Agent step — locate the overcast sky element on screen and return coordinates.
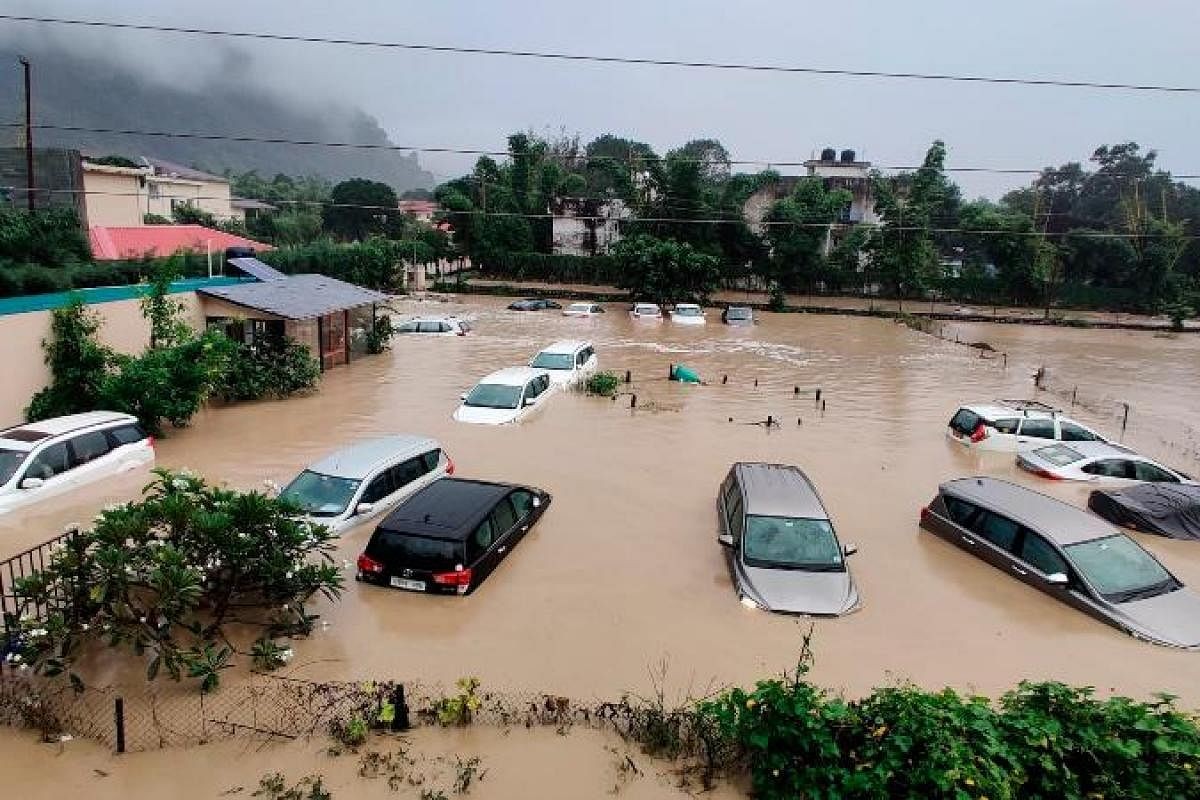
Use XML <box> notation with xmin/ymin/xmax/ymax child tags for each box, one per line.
<box><xmin>4</xmin><ymin>0</ymin><xmax>1199</xmax><ymax>198</ymax></box>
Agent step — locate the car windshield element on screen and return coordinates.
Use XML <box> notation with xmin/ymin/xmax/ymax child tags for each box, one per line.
<box><xmin>280</xmin><ymin>470</ymin><xmax>361</xmax><ymax>517</ymax></box>
<box><xmin>675</xmin><ymin>306</ymin><xmax>701</xmax><ymax>317</ymax></box>
<box><xmin>1035</xmin><ymin>444</ymin><xmax>1084</xmax><ymax>467</ymax></box>
<box><xmin>0</xmin><ymin>448</ymin><xmax>27</xmax><ymax>485</ymax></box>
<box><xmin>742</xmin><ymin>515</ymin><xmax>843</xmax><ymax>570</ymax></box>
<box><xmin>464</xmin><ymin>383</ymin><xmax>522</xmax><ymax>410</ymax></box>
<box><xmin>1065</xmin><ymin>535</ymin><xmax>1178</xmax><ymax>602</ymax></box>
<box><xmin>531</xmin><ymin>352</ymin><xmax>575</xmax><ymax>370</ymax></box>
<box><xmin>726</xmin><ymin>308</ymin><xmax>751</xmax><ymax>320</ymax></box>
<box><xmin>634</xmin><ymin>305</ymin><xmax>658</xmax><ymax>314</ymax></box>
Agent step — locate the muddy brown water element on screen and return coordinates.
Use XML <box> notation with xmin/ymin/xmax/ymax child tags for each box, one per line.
<box><xmin>3</xmin><ymin>296</ymin><xmax>1200</xmax><ymax>793</ymax></box>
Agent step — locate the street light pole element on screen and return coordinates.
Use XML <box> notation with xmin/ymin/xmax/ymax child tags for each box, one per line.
<box><xmin>19</xmin><ymin>56</ymin><xmax>34</xmax><ymax>211</ymax></box>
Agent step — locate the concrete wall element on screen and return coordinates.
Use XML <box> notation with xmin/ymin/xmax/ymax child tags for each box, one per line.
<box><xmin>82</xmin><ymin>170</ymin><xmax>145</xmax><ymax>227</ymax></box>
<box><xmin>0</xmin><ymin>294</ymin><xmax>205</xmax><ymax>429</ymax></box>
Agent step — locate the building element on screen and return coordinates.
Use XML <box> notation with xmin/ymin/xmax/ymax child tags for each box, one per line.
<box><xmin>77</xmin><ymin>161</ymin><xmax>147</xmax><ymax>227</ymax></box>
<box><xmin>140</xmin><ymin>158</ymin><xmax>236</xmax><ymax>222</ymax></box>
<box><xmin>397</xmin><ymin>199</ymin><xmax>439</xmax><ymax>222</ymax></box>
<box><xmin>230</xmin><ymin>198</ymin><xmax>277</xmax><ymax>223</ymax></box>
<box><xmin>551</xmin><ymin>198</ymin><xmax>631</xmax><ymax>257</ymax></box>
<box><xmin>87</xmin><ymin>224</ymin><xmax>271</xmax><ymax>261</ymax></box>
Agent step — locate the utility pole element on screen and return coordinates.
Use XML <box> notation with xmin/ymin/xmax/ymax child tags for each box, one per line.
<box><xmin>19</xmin><ymin>56</ymin><xmax>34</xmax><ymax>211</ymax></box>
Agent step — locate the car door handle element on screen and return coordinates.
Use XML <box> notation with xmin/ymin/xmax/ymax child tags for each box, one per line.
<box><xmin>498</xmin><ymin>546</ymin><xmax>507</xmax><ymax>554</ymax></box>
<box><xmin>1011</xmin><ymin>564</ymin><xmax>1027</xmax><ymax>576</ymax></box>
<box><xmin>961</xmin><ymin>536</ymin><xmax>976</xmax><ymax>546</ymax></box>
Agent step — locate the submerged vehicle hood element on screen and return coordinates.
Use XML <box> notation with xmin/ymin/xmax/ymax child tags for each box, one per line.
<box><xmin>739</xmin><ymin>564</ymin><xmax>859</xmax><ymax>616</ymax></box>
<box><xmin>453</xmin><ymin>405</ymin><xmax>521</xmax><ymax>425</ymax></box>
<box><xmin>1109</xmin><ymin>588</ymin><xmax>1200</xmax><ymax>648</ymax></box>
<box><xmin>545</xmin><ymin>370</ymin><xmax>577</xmax><ymax>386</ymax></box>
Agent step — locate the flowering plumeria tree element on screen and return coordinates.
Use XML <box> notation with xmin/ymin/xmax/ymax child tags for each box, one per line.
<box><xmin>4</xmin><ymin>469</ymin><xmax>342</xmax><ymax>692</ymax></box>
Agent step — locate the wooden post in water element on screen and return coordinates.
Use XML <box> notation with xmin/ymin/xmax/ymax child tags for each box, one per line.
<box><xmin>114</xmin><ymin>697</ymin><xmax>126</xmax><ymax>754</ymax></box>
<box><xmin>1121</xmin><ymin>403</ymin><xmax>1130</xmax><ymax>438</ymax></box>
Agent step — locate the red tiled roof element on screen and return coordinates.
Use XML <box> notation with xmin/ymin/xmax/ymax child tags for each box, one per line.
<box><xmin>398</xmin><ymin>200</ymin><xmax>439</xmax><ymax>214</ymax></box>
<box><xmin>88</xmin><ymin>225</ymin><xmax>273</xmax><ymax>261</ymax></box>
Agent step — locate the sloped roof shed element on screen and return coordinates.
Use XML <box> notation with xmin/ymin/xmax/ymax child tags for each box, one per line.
<box><xmin>197</xmin><ymin>274</ymin><xmax>388</xmax><ymax>320</ymax></box>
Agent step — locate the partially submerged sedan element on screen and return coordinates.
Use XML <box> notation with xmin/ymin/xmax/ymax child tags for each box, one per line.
<box><xmin>717</xmin><ymin>462</ymin><xmax>860</xmax><ymax>616</ymax></box>
<box><xmin>921</xmin><ymin>477</ymin><xmax>1200</xmax><ymax>648</ymax></box>
<box><xmin>453</xmin><ymin>367</ymin><xmax>554</xmax><ymax>425</ymax></box>
<box><xmin>1018</xmin><ymin>441</ymin><xmax>1192</xmax><ymax>485</ymax></box>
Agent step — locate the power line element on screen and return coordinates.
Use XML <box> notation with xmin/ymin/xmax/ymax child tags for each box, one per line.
<box><xmin>2</xmin><ymin>14</ymin><xmax>1197</xmax><ymax>94</ymax></box>
<box><xmin>7</xmin><ymin>122</ymin><xmax>1200</xmax><ymax>181</ymax></box>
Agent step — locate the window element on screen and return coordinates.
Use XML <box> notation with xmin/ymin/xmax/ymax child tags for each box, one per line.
<box><xmin>367</xmin><ymin>531</ymin><xmax>462</xmax><ymax>572</ymax></box>
<box><xmin>531</xmin><ymin>352</ymin><xmax>574</xmax><ymax>370</ymax></box>
<box><xmin>1060</xmin><ymin>422</ymin><xmax>1100</xmax><ymax>442</ymax></box>
<box><xmin>972</xmin><ymin>510</ymin><xmax>1020</xmax><ymax>550</ymax></box>
<box><xmin>993</xmin><ymin>418</ymin><xmax>1020</xmax><ymax>435</ymax></box>
<box><xmin>464</xmin><ymin>384</ymin><xmax>522</xmax><ymax>409</ymax></box>
<box><xmin>396</xmin><ymin>322</ymin><xmax>419</xmax><ymax>333</ymax></box>
<box><xmin>25</xmin><ymin>443</ymin><xmax>70</xmax><ymax>481</ymax></box>
<box><xmin>510</xmin><ymin>490</ymin><xmax>534</xmax><ymax>518</ymax></box>
<box><xmin>491</xmin><ymin>498</ymin><xmax>518</xmax><ymax>535</ymax></box>
<box><xmin>742</xmin><ymin>516</ymin><xmax>842</xmax><ymax>570</ymax></box>
<box><xmin>1065</xmin><ymin>535</ymin><xmax>1176</xmax><ymax>602</ymax></box>
<box><xmin>69</xmin><ymin>431</ymin><xmax>111</xmax><ymax>467</ymax></box>
<box><xmin>0</xmin><ymin>449</ymin><xmax>28</xmax><ymax>485</ymax></box>
<box><xmin>1134</xmin><ymin>461</ymin><xmax>1179</xmax><ymax>483</ymax></box>
<box><xmin>1018</xmin><ymin>418</ymin><xmax>1056</xmax><ymax>439</ymax></box>
<box><xmin>439</xmin><ymin>322</ymin><xmax>452</xmax><ymax>333</ymax></box>
<box><xmin>389</xmin><ymin>457</ymin><xmax>427</xmax><ymax>491</ymax></box>
<box><xmin>360</xmin><ymin>472</ymin><xmax>395</xmax><ymax>504</ymax></box>
<box><xmin>727</xmin><ymin>490</ymin><xmax>744</xmax><ymax>538</ymax></box>
<box><xmin>949</xmin><ymin>409</ymin><xmax>980</xmax><ymax>436</ymax></box>
<box><xmin>421</xmin><ymin>449</ymin><xmax>441</xmax><ymax>472</ymax></box>
<box><xmin>472</xmin><ymin>518</ymin><xmax>495</xmax><ymax>556</ymax></box>
<box><xmin>280</xmin><ymin>471</ymin><xmax>361</xmax><ymax>516</ymax></box>
<box><xmin>108</xmin><ymin>424</ymin><xmax>147</xmax><ymax>446</ymax></box>
<box><xmin>943</xmin><ymin>495</ymin><xmax>980</xmax><ymax>527</ymax></box>
<box><xmin>1019</xmin><ymin>532</ymin><xmax>1068</xmax><ymax>575</ymax></box>
<box><xmin>418</xmin><ymin>321</ymin><xmax>443</xmax><ymax>333</ymax></box>
<box><xmin>458</xmin><ymin>321</ymin><xmax>472</xmax><ymax>332</ymax></box>
<box><xmin>1083</xmin><ymin>460</ymin><xmax>1134</xmax><ymax>479</ymax></box>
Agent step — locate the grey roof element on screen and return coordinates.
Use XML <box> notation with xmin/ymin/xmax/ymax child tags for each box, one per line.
<box><xmin>307</xmin><ymin>435</ymin><xmax>439</xmax><ymax>480</ymax></box>
<box><xmin>144</xmin><ymin>157</ymin><xmax>225</xmax><ymax>183</ymax></box>
<box><xmin>198</xmin><ymin>274</ymin><xmax>388</xmax><ymax>320</ymax></box>
<box><xmin>734</xmin><ymin>463</ymin><xmax>829</xmax><ymax>519</ymax></box>
<box><xmin>941</xmin><ymin>477</ymin><xmax>1117</xmax><ymax>545</ymax></box>
<box><xmin>228</xmin><ymin>257</ymin><xmax>287</xmax><ymax>282</ymax></box>
<box><xmin>231</xmin><ymin>198</ymin><xmax>277</xmax><ymax>211</ymax></box>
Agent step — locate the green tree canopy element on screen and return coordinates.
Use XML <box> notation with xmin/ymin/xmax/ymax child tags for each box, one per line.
<box><xmin>323</xmin><ymin>178</ymin><xmax>400</xmax><ymax>241</ymax></box>
<box><xmin>612</xmin><ymin>234</ymin><xmax>721</xmax><ymax>305</ymax></box>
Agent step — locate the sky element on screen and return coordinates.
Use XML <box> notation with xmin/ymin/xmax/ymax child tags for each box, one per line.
<box><xmin>2</xmin><ymin>0</ymin><xmax>1199</xmax><ymax>198</ymax></box>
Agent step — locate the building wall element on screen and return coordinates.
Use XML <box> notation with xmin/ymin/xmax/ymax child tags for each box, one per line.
<box><xmin>0</xmin><ymin>147</ymin><xmax>87</xmax><ymax>220</ymax></box>
<box><xmin>82</xmin><ymin>170</ymin><xmax>144</xmax><ymax>227</ymax></box>
<box><xmin>0</xmin><ymin>294</ymin><xmax>206</xmax><ymax>428</ymax></box>
<box><xmin>146</xmin><ymin>178</ymin><xmax>234</xmax><ymax>221</ymax></box>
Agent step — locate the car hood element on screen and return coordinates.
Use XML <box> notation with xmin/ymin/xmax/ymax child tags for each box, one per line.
<box><xmin>453</xmin><ymin>405</ymin><xmax>520</xmax><ymax>425</ymax></box>
<box><xmin>740</xmin><ymin>564</ymin><xmax>859</xmax><ymax>616</ymax></box>
<box><xmin>671</xmin><ymin>316</ymin><xmax>705</xmax><ymax>325</ymax></box>
<box><xmin>545</xmin><ymin>371</ymin><xmax>576</xmax><ymax>386</ymax></box>
<box><xmin>1109</xmin><ymin>588</ymin><xmax>1200</xmax><ymax>648</ymax></box>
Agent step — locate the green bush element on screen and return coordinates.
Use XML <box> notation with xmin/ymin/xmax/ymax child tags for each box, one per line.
<box><xmin>584</xmin><ymin>371</ymin><xmax>621</xmax><ymax>397</ymax></box>
<box><xmin>25</xmin><ymin>296</ymin><xmax>112</xmax><ymax>422</ymax></box>
<box><xmin>217</xmin><ymin>337</ymin><xmax>321</xmax><ymax>403</ymax></box>
<box><xmin>364</xmin><ymin>314</ymin><xmax>394</xmax><ymax>355</ymax></box>
<box><xmin>482</xmin><ymin>251</ymin><xmax>620</xmax><ymax>285</ymax></box>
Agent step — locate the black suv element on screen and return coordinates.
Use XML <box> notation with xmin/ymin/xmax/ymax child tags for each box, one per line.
<box><xmin>357</xmin><ymin>478</ymin><xmax>551</xmax><ymax>595</ymax></box>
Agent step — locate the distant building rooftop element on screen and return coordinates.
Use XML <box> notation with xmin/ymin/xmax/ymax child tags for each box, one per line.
<box><xmin>231</xmin><ymin>198</ymin><xmax>277</xmax><ymax>211</ymax></box>
<box><xmin>143</xmin><ymin>157</ymin><xmax>226</xmax><ymax>183</ymax></box>
<box><xmin>88</xmin><ymin>225</ymin><xmax>272</xmax><ymax>260</ymax></box>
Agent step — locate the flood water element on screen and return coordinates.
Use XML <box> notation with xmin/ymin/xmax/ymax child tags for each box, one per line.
<box><xmin>3</xmin><ymin>296</ymin><xmax>1200</xmax><ymax>794</ymax></box>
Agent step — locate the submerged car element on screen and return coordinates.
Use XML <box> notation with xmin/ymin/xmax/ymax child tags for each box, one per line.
<box><xmin>722</xmin><ymin>306</ymin><xmax>755</xmax><ymax>326</ymax></box>
<box><xmin>453</xmin><ymin>367</ymin><xmax>554</xmax><ymax>425</ymax></box>
<box><xmin>670</xmin><ymin>303</ymin><xmax>706</xmax><ymax>325</ymax></box>
<box><xmin>946</xmin><ymin>401</ymin><xmax>1107</xmax><ymax>453</ymax></box>
<box><xmin>1018</xmin><ymin>441</ymin><xmax>1192</xmax><ymax>485</ymax></box>
<box><xmin>717</xmin><ymin>462</ymin><xmax>860</xmax><ymax>616</ymax></box>
<box><xmin>921</xmin><ymin>477</ymin><xmax>1200</xmax><ymax>648</ymax></box>
<box><xmin>395</xmin><ymin>317</ymin><xmax>472</xmax><ymax>336</ymax></box>
<box><xmin>356</xmin><ymin>478</ymin><xmax>551</xmax><ymax>595</ymax></box>
<box><xmin>0</xmin><ymin>412</ymin><xmax>154</xmax><ymax>515</ymax></box>
<box><xmin>630</xmin><ymin>303</ymin><xmax>662</xmax><ymax>320</ymax></box>
<box><xmin>1088</xmin><ymin>484</ymin><xmax>1200</xmax><ymax>540</ymax></box>
<box><xmin>562</xmin><ymin>302</ymin><xmax>605</xmax><ymax>317</ymax></box>
<box><xmin>279</xmin><ymin>436</ymin><xmax>452</xmax><ymax>534</ymax></box>
<box><xmin>529</xmin><ymin>340</ymin><xmax>598</xmax><ymax>387</ymax></box>
<box><xmin>508</xmin><ymin>298</ymin><xmax>561</xmax><ymax>311</ymax></box>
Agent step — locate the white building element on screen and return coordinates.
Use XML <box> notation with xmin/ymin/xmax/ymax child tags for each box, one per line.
<box><xmin>551</xmin><ymin>198</ymin><xmax>631</xmax><ymax>257</ymax></box>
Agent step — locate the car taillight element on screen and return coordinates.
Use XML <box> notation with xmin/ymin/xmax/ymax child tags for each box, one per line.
<box><xmin>433</xmin><ymin>567</ymin><xmax>472</xmax><ymax>593</ymax></box>
<box><xmin>920</xmin><ymin>506</ymin><xmax>932</xmax><ymax>524</ymax></box>
<box><xmin>356</xmin><ymin>553</ymin><xmax>384</xmax><ymax>574</ymax></box>
<box><xmin>456</xmin><ymin>330</ymin><xmax>466</xmax><ymax>336</ymax></box>
<box><xmin>147</xmin><ymin>436</ymin><xmax>156</xmax><ymax>450</ymax></box>
<box><xmin>969</xmin><ymin>423</ymin><xmax>988</xmax><ymax>443</ymax></box>
<box><xmin>445</xmin><ymin>453</ymin><xmax>455</xmax><ymax>476</ymax></box>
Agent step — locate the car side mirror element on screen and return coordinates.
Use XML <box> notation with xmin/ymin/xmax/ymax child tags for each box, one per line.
<box><xmin>524</xmin><ymin>397</ymin><xmax>535</xmax><ymax>406</ymax></box>
<box><xmin>20</xmin><ymin>477</ymin><xmax>44</xmax><ymax>490</ymax></box>
<box><xmin>355</xmin><ymin>502</ymin><xmax>375</xmax><ymax>516</ymax></box>
<box><xmin>1045</xmin><ymin>572</ymin><xmax>1069</xmax><ymax>586</ymax></box>
<box><xmin>717</xmin><ymin>533</ymin><xmax>734</xmax><ymax>548</ymax></box>
<box><xmin>460</xmin><ymin>392</ymin><xmax>468</xmax><ymax>401</ymax></box>
<box><xmin>842</xmin><ymin>543</ymin><xmax>858</xmax><ymax>557</ymax></box>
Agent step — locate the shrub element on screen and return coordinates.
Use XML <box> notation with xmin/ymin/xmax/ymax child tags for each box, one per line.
<box><xmin>364</xmin><ymin>315</ymin><xmax>394</xmax><ymax>355</ymax></box>
<box><xmin>429</xmin><ymin>677</ymin><xmax>483</xmax><ymax>726</ymax></box>
<box><xmin>25</xmin><ymin>296</ymin><xmax>112</xmax><ymax>422</ymax></box>
<box><xmin>217</xmin><ymin>337</ymin><xmax>321</xmax><ymax>403</ymax></box>
<box><xmin>584</xmin><ymin>371</ymin><xmax>621</xmax><ymax>397</ymax></box>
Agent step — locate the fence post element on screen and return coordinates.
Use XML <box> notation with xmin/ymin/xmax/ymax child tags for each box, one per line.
<box><xmin>114</xmin><ymin>697</ymin><xmax>126</xmax><ymax>754</ymax></box>
<box><xmin>1121</xmin><ymin>403</ymin><xmax>1130</xmax><ymax>438</ymax></box>
<box><xmin>391</xmin><ymin>684</ymin><xmax>410</xmax><ymax>732</ymax></box>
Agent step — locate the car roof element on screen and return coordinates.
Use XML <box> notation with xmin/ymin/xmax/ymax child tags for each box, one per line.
<box><xmin>375</xmin><ymin>478</ymin><xmax>519</xmax><ymax>540</ymax></box>
<box><xmin>675</xmin><ymin>303</ymin><xmax>701</xmax><ymax>309</ymax></box>
<box><xmin>1035</xmin><ymin>440</ymin><xmax>1136</xmax><ymax>459</ymax></box>
<box><xmin>478</xmin><ymin>366</ymin><xmax>548</xmax><ymax>385</ymax></box>
<box><xmin>733</xmin><ymin>463</ymin><xmax>828</xmax><ymax>519</ymax></box>
<box><xmin>538</xmin><ymin>339</ymin><xmax>590</xmax><ymax>355</ymax></box>
<box><xmin>0</xmin><ymin>411</ymin><xmax>138</xmax><ymax>450</ymax></box>
<box><xmin>962</xmin><ymin>403</ymin><xmax>1046</xmax><ymax>420</ymax></box>
<box><xmin>307</xmin><ymin>435</ymin><xmax>439</xmax><ymax>480</ymax></box>
<box><xmin>634</xmin><ymin>302</ymin><xmax>660</xmax><ymax>309</ymax></box>
<box><xmin>407</xmin><ymin>316</ymin><xmax>458</xmax><ymax>323</ymax></box>
<box><xmin>567</xmin><ymin>301</ymin><xmax>593</xmax><ymax>307</ymax></box>
<box><xmin>940</xmin><ymin>477</ymin><xmax>1116</xmax><ymax>545</ymax></box>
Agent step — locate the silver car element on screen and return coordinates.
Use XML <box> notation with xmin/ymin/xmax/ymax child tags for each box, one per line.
<box><xmin>921</xmin><ymin>477</ymin><xmax>1200</xmax><ymax>648</ymax></box>
<box><xmin>717</xmin><ymin>463</ymin><xmax>860</xmax><ymax>615</ymax></box>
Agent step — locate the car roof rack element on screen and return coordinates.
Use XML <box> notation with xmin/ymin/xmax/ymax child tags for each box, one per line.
<box><xmin>995</xmin><ymin>398</ymin><xmax>1062</xmax><ymax>415</ymax></box>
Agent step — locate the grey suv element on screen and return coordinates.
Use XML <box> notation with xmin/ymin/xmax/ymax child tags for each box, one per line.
<box><xmin>717</xmin><ymin>463</ymin><xmax>860</xmax><ymax>615</ymax></box>
<box><xmin>921</xmin><ymin>477</ymin><xmax>1200</xmax><ymax>648</ymax></box>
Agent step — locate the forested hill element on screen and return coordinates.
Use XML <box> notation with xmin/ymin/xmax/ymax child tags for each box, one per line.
<box><xmin>2</xmin><ymin>44</ymin><xmax>434</xmax><ymax>191</ymax></box>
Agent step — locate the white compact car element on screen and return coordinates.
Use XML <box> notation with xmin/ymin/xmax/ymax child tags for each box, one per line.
<box><xmin>395</xmin><ymin>317</ymin><xmax>472</xmax><ymax>336</ymax></box>
<box><xmin>529</xmin><ymin>340</ymin><xmax>598</xmax><ymax>387</ymax></box>
<box><xmin>562</xmin><ymin>303</ymin><xmax>605</xmax><ymax>317</ymax></box>
<box><xmin>630</xmin><ymin>303</ymin><xmax>662</xmax><ymax>320</ymax></box>
<box><xmin>454</xmin><ymin>367</ymin><xmax>555</xmax><ymax>425</ymax></box>
<box><xmin>670</xmin><ymin>303</ymin><xmax>706</xmax><ymax>325</ymax></box>
<box><xmin>279</xmin><ymin>435</ymin><xmax>452</xmax><ymax>534</ymax></box>
<box><xmin>0</xmin><ymin>411</ymin><xmax>155</xmax><ymax>515</ymax></box>
<box><xmin>946</xmin><ymin>401</ymin><xmax>1108</xmax><ymax>453</ymax></box>
<box><xmin>1018</xmin><ymin>441</ymin><xmax>1193</xmax><ymax>486</ymax></box>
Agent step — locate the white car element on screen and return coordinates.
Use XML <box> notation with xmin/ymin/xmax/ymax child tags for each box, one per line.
<box><xmin>946</xmin><ymin>401</ymin><xmax>1108</xmax><ymax>453</ymax></box>
<box><xmin>529</xmin><ymin>340</ymin><xmax>598</xmax><ymax>387</ymax></box>
<box><xmin>279</xmin><ymin>435</ymin><xmax>452</xmax><ymax>534</ymax></box>
<box><xmin>0</xmin><ymin>411</ymin><xmax>155</xmax><ymax>515</ymax></box>
<box><xmin>1018</xmin><ymin>441</ymin><xmax>1194</xmax><ymax>486</ymax></box>
<box><xmin>562</xmin><ymin>302</ymin><xmax>605</xmax><ymax>317</ymax></box>
<box><xmin>670</xmin><ymin>303</ymin><xmax>706</xmax><ymax>325</ymax></box>
<box><xmin>630</xmin><ymin>303</ymin><xmax>662</xmax><ymax>320</ymax></box>
<box><xmin>395</xmin><ymin>317</ymin><xmax>472</xmax><ymax>336</ymax></box>
<box><xmin>454</xmin><ymin>367</ymin><xmax>555</xmax><ymax>425</ymax></box>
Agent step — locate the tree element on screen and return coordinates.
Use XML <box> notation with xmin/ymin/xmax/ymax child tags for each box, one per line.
<box><xmin>0</xmin><ymin>207</ymin><xmax>91</xmax><ymax>265</ymax></box>
<box><xmin>762</xmin><ymin>178</ymin><xmax>853</xmax><ymax>292</ymax></box>
<box><xmin>958</xmin><ymin>200</ymin><xmax>1038</xmax><ymax>303</ymax></box>
<box><xmin>612</xmin><ymin>234</ymin><xmax>721</xmax><ymax>305</ymax></box>
<box><xmin>171</xmin><ymin>202</ymin><xmax>217</xmax><ymax>228</ymax></box>
<box><xmin>323</xmin><ymin>179</ymin><xmax>400</xmax><ymax>241</ymax></box>
<box><xmin>25</xmin><ymin>296</ymin><xmax>111</xmax><ymax>422</ymax></box>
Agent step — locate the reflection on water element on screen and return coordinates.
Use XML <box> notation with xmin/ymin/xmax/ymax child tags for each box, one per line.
<box><xmin>4</xmin><ymin>296</ymin><xmax>1199</xmax><ymax>711</ymax></box>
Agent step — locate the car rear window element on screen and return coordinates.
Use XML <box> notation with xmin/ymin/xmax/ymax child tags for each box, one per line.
<box><xmin>726</xmin><ymin>307</ymin><xmax>752</xmax><ymax>320</ymax></box>
<box><xmin>1035</xmin><ymin>444</ymin><xmax>1084</xmax><ymax>467</ymax></box>
<box><xmin>1060</xmin><ymin>422</ymin><xmax>1101</xmax><ymax>442</ymax></box>
<box><xmin>366</xmin><ymin>531</ymin><xmax>463</xmax><ymax>571</ymax></box>
<box><xmin>109</xmin><ymin>424</ymin><xmax>148</xmax><ymax>445</ymax></box>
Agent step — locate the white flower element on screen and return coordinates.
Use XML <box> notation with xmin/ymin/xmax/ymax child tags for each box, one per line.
<box><xmin>171</xmin><ymin>479</ymin><xmax>189</xmax><ymax>490</ymax></box>
<box><xmin>341</xmin><ymin>560</ymin><xmax>351</xmax><ymax>571</ymax></box>
<box><xmin>18</xmin><ymin>664</ymin><xmax>27</xmax><ymax>671</ymax></box>
<box><xmin>280</xmin><ymin>648</ymin><xmax>294</xmax><ymax>663</ymax></box>
<box><xmin>238</xmin><ymin>533</ymin><xmax>248</xmax><ymax>540</ymax></box>
<box><xmin>80</xmin><ymin>624</ymin><xmax>89</xmax><ymax>632</ymax></box>
<box><xmin>11</xmin><ymin>653</ymin><xmax>21</xmax><ymax>663</ymax></box>
<box><xmin>285</xmin><ymin>571</ymin><xmax>293</xmax><ymax>579</ymax></box>
<box><xmin>179</xmin><ymin>468</ymin><xmax>194</xmax><ymax>478</ymax></box>
<box><xmin>124</xmin><ymin>538</ymin><xmax>136</xmax><ymax>548</ymax></box>
<box><xmin>138</xmin><ymin>616</ymin><xmax>147</xmax><ymax>624</ymax></box>
<box><xmin>280</xmin><ymin>604</ymin><xmax>289</xmax><ymax>612</ymax></box>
